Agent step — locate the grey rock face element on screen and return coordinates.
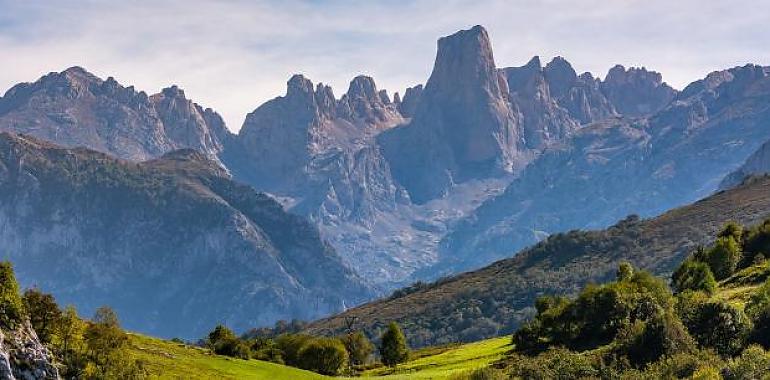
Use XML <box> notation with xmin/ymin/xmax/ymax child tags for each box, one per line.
<box><xmin>0</xmin><ymin>133</ymin><xmax>372</xmax><ymax>339</ymax></box>
<box><xmin>396</xmin><ymin>85</ymin><xmax>423</xmax><ymax>118</ymax></box>
<box><xmin>380</xmin><ymin>25</ymin><xmax>525</xmax><ymax>204</ymax></box>
<box><xmin>0</xmin><ymin>67</ymin><xmax>230</xmax><ymax>161</ymax></box>
<box><xmin>230</xmin><ymin>74</ymin><xmax>405</xmax><ymax>224</ymax></box>
<box><xmin>440</xmin><ymin>64</ymin><xmax>770</xmax><ymax>274</ymax></box>
<box><xmin>543</xmin><ymin>57</ymin><xmax>617</xmax><ymax>124</ymax></box>
<box><xmin>0</xmin><ymin>321</ymin><xmax>59</xmax><ymax>380</ymax></box>
<box><xmin>721</xmin><ymin>139</ymin><xmax>770</xmax><ymax>189</ymax></box>
<box><xmin>502</xmin><ymin>56</ymin><xmax>579</xmax><ymax>149</ymax></box>
<box><xmin>601</xmin><ymin>65</ymin><xmax>676</xmax><ymax>117</ymax></box>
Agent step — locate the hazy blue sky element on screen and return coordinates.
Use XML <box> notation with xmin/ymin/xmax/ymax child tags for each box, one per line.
<box><xmin>1</xmin><ymin>0</ymin><xmax>768</xmax><ymax>131</ymax></box>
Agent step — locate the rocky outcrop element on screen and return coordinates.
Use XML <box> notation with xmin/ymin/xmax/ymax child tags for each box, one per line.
<box><xmin>440</xmin><ymin>64</ymin><xmax>770</xmax><ymax>274</ymax></box>
<box><xmin>395</xmin><ymin>85</ymin><xmax>423</xmax><ymax>118</ymax></box>
<box><xmin>0</xmin><ymin>321</ymin><xmax>59</xmax><ymax>380</ymax></box>
<box><xmin>0</xmin><ymin>67</ymin><xmax>230</xmax><ymax>161</ymax></box>
<box><xmin>601</xmin><ymin>65</ymin><xmax>676</xmax><ymax>117</ymax></box>
<box><xmin>542</xmin><ymin>57</ymin><xmax>617</xmax><ymax>124</ymax></box>
<box><xmin>0</xmin><ymin>133</ymin><xmax>373</xmax><ymax>339</ymax></box>
<box><xmin>502</xmin><ymin>56</ymin><xmax>579</xmax><ymax>149</ymax></box>
<box><xmin>380</xmin><ymin>25</ymin><xmax>525</xmax><ymax>203</ymax></box>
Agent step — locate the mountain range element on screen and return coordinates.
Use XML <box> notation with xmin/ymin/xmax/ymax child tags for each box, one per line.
<box><xmin>0</xmin><ymin>25</ymin><xmax>769</xmax><ymax>338</ymax></box>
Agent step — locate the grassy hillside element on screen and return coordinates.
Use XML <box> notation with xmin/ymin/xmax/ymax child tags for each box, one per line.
<box><xmin>127</xmin><ymin>334</ymin><xmax>328</xmax><ymax>380</ymax></box>
<box><xmin>359</xmin><ymin>336</ymin><xmax>509</xmax><ymax>380</ymax></box>
<box><xmin>307</xmin><ymin>176</ymin><xmax>770</xmax><ymax>347</ymax></box>
<box><xmin>127</xmin><ymin>333</ymin><xmax>510</xmax><ymax>379</ymax></box>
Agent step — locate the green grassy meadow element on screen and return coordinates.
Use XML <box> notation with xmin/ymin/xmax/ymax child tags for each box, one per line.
<box><xmin>128</xmin><ymin>334</ymin><xmax>510</xmax><ymax>380</ymax></box>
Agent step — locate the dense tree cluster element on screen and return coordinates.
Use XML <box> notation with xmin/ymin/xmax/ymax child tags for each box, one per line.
<box><xmin>0</xmin><ymin>261</ymin><xmax>147</xmax><ymax>379</ymax></box>
<box><xmin>503</xmin><ymin>219</ymin><xmax>770</xmax><ymax>378</ymax></box>
<box><xmin>203</xmin><ymin>320</ymin><xmax>402</xmax><ymax>376</ymax></box>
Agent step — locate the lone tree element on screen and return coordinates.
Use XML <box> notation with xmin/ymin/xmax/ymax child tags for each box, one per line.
<box><xmin>23</xmin><ymin>288</ymin><xmax>62</xmax><ymax>344</ymax></box>
<box><xmin>341</xmin><ymin>331</ymin><xmax>374</xmax><ymax>366</ymax></box>
<box><xmin>380</xmin><ymin>322</ymin><xmax>409</xmax><ymax>366</ymax></box>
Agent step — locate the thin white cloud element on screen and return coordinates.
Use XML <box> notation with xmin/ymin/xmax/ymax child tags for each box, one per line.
<box><xmin>1</xmin><ymin>0</ymin><xmax>768</xmax><ymax>131</ymax></box>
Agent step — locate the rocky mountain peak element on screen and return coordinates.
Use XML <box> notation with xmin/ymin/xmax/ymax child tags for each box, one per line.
<box><xmin>287</xmin><ymin>74</ymin><xmax>315</xmax><ymax>97</ymax></box>
<box><xmin>543</xmin><ymin>56</ymin><xmax>578</xmax><ymax>98</ymax></box>
<box><xmin>397</xmin><ymin>84</ymin><xmax>423</xmax><ymax>117</ymax></box>
<box><xmin>379</xmin><ymin>25</ymin><xmax>523</xmax><ymax>203</ymax></box>
<box><xmin>505</xmin><ymin>56</ymin><xmax>545</xmax><ymax>92</ymax></box>
<box><xmin>601</xmin><ymin>65</ymin><xmax>676</xmax><ymax>116</ymax></box>
<box><xmin>160</xmin><ymin>84</ymin><xmax>187</xmax><ymax>99</ymax></box>
<box><xmin>346</xmin><ymin>75</ymin><xmax>379</xmax><ymax>101</ymax></box>
<box><xmin>429</xmin><ymin>25</ymin><xmax>503</xmax><ymax>97</ymax></box>
<box><xmin>336</xmin><ymin>75</ymin><xmax>401</xmax><ymax>126</ymax></box>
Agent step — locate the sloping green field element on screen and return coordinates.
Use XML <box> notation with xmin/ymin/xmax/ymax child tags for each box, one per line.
<box><xmin>128</xmin><ymin>334</ymin><xmax>510</xmax><ymax>380</ymax></box>
<box><xmin>358</xmin><ymin>336</ymin><xmax>510</xmax><ymax>380</ymax></box>
<box><xmin>128</xmin><ymin>334</ymin><xmax>327</xmax><ymax>380</ymax></box>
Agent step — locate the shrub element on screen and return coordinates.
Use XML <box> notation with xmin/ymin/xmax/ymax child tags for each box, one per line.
<box><xmin>380</xmin><ymin>322</ymin><xmax>409</xmax><ymax>366</ymax></box>
<box><xmin>743</xmin><ymin>219</ymin><xmax>770</xmax><ymax>266</ymax></box>
<box><xmin>682</xmin><ymin>300</ymin><xmax>751</xmax><ymax>356</ymax></box>
<box><xmin>275</xmin><ymin>334</ymin><xmax>314</xmax><ymax>366</ymax></box>
<box><xmin>723</xmin><ymin>344</ymin><xmax>770</xmax><ymax>380</ymax></box>
<box><xmin>0</xmin><ymin>262</ymin><xmax>25</xmax><ymax>329</ymax></box>
<box><xmin>672</xmin><ymin>260</ymin><xmax>717</xmax><ymax>294</ymax></box>
<box><xmin>508</xmin><ymin>348</ymin><xmax>599</xmax><ymax>379</ymax></box>
<box><xmin>296</xmin><ymin>337</ymin><xmax>348</xmax><ymax>376</ymax></box>
<box><xmin>644</xmin><ymin>350</ymin><xmax>723</xmax><ymax>380</ymax></box>
<box><xmin>614</xmin><ymin>311</ymin><xmax>695</xmax><ymax>367</ymax></box>
<box><xmin>206</xmin><ymin>324</ymin><xmax>250</xmax><ymax>359</ymax></box>
<box><xmin>703</xmin><ymin>237</ymin><xmax>742</xmax><ymax>280</ymax></box>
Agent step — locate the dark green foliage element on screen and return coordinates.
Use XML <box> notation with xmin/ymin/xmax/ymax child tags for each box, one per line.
<box><xmin>206</xmin><ymin>324</ymin><xmax>250</xmax><ymax>359</ymax></box>
<box><xmin>672</xmin><ymin>260</ymin><xmax>717</xmax><ymax>294</ymax></box>
<box><xmin>250</xmin><ymin>337</ymin><xmax>283</xmax><ymax>363</ymax></box>
<box><xmin>341</xmin><ymin>331</ymin><xmax>373</xmax><ymax>366</ymax></box>
<box><xmin>614</xmin><ymin>311</ymin><xmax>695</xmax><ymax>367</ymax></box>
<box><xmin>0</xmin><ymin>262</ymin><xmax>24</xmax><ymax>329</ymax></box>
<box><xmin>243</xmin><ymin>319</ymin><xmax>307</xmax><ymax>339</ymax></box>
<box><xmin>275</xmin><ymin>334</ymin><xmax>314</xmax><ymax>367</ymax></box>
<box><xmin>743</xmin><ymin>219</ymin><xmax>770</xmax><ymax>267</ymax></box>
<box><xmin>207</xmin><ymin>324</ymin><xmax>237</xmax><ymax>346</ymax></box>
<box><xmin>380</xmin><ymin>322</ymin><xmax>409</xmax><ymax>366</ymax></box>
<box><xmin>718</xmin><ymin>221</ymin><xmax>744</xmax><ymax>241</ymax></box>
<box><xmin>22</xmin><ymin>288</ymin><xmax>62</xmax><ymax>344</ymax></box>
<box><xmin>703</xmin><ymin>237</ymin><xmax>742</xmax><ymax>280</ymax></box>
<box><xmin>679</xmin><ymin>300</ymin><xmax>751</xmax><ymax>356</ymax></box>
<box><xmin>514</xmin><ymin>265</ymin><xmax>674</xmax><ymax>353</ymax></box>
<box><xmin>296</xmin><ymin>337</ymin><xmax>348</xmax><ymax>376</ymax></box>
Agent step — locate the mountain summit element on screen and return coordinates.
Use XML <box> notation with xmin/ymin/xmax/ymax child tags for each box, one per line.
<box><xmin>380</xmin><ymin>25</ymin><xmax>524</xmax><ymax>203</ymax></box>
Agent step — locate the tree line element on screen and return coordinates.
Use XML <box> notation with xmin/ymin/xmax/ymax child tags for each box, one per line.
<box><xmin>205</xmin><ymin>320</ymin><xmax>410</xmax><ymax>376</ymax></box>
